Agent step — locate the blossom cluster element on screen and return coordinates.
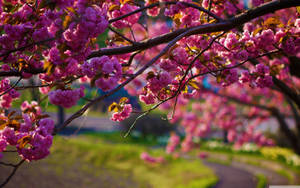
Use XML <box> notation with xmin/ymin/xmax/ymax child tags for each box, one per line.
<box><xmin>48</xmin><ymin>86</ymin><xmax>85</xmax><ymax>108</ymax></box>
<box><xmin>0</xmin><ymin>78</ymin><xmax>20</xmax><ymax>109</ymax></box>
<box><xmin>166</xmin><ymin>133</ymin><xmax>180</xmax><ymax>154</ymax></box>
<box><xmin>82</xmin><ymin>56</ymin><xmax>122</xmax><ymax>91</ymax></box>
<box><xmin>111</xmin><ymin>104</ymin><xmax>132</xmax><ymax>122</ymax></box>
<box><xmin>0</xmin><ymin>0</ymin><xmax>299</xmax><ymax>164</ymax></box>
<box><xmin>0</xmin><ymin>102</ymin><xmax>54</xmax><ymax>161</ymax></box>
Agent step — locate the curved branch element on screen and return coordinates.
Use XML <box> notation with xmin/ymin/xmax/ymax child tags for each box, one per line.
<box><xmin>272</xmin><ymin>77</ymin><xmax>300</xmax><ymax>109</ymax></box>
<box><xmin>54</xmin><ymin>22</ymin><xmax>206</xmax><ymax>134</ymax></box>
<box><xmin>89</xmin><ymin>0</ymin><xmax>300</xmax><ymax>59</ymax></box>
<box><xmin>0</xmin><ymin>77</ymin><xmax>22</xmax><ymax>97</ymax></box>
<box><xmin>271</xmin><ymin>108</ymin><xmax>300</xmax><ymax>155</ymax></box>
<box><xmin>199</xmin><ymin>83</ymin><xmax>300</xmax><ymax>154</ymax></box>
<box><xmin>0</xmin><ymin>159</ymin><xmax>25</xmax><ymax>187</ymax></box>
<box><xmin>0</xmin><ymin>68</ymin><xmax>45</xmax><ymax>77</ymax></box>
<box><xmin>0</xmin><ymin>37</ymin><xmax>56</xmax><ymax>58</ymax></box>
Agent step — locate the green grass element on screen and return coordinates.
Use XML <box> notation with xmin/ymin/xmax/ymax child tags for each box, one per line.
<box><xmin>47</xmin><ymin>136</ymin><xmax>217</xmax><ymax>188</ymax></box>
<box><xmin>256</xmin><ymin>174</ymin><xmax>267</xmax><ymax>188</ymax></box>
<box><xmin>276</xmin><ymin>169</ymin><xmax>294</xmax><ymax>183</ymax></box>
<box><xmin>83</xmin><ymin>131</ymin><xmax>161</xmax><ymax>146</ymax></box>
<box><xmin>205</xmin><ymin>158</ymin><xmax>231</xmax><ymax>166</ymax></box>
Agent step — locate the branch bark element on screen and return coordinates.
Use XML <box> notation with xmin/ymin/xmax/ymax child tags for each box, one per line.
<box><xmin>200</xmin><ymin>85</ymin><xmax>300</xmax><ymax>154</ymax></box>
<box><xmin>271</xmin><ymin>108</ymin><xmax>300</xmax><ymax>155</ymax></box>
<box><xmin>89</xmin><ymin>0</ymin><xmax>300</xmax><ymax>58</ymax></box>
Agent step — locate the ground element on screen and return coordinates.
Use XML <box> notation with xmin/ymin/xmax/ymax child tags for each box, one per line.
<box><xmin>0</xmin><ymin>136</ymin><xmax>217</xmax><ymax>188</ymax></box>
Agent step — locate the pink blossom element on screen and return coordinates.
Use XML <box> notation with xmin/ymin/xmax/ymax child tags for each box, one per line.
<box><xmin>0</xmin><ymin>139</ymin><xmax>7</xmax><ymax>152</ymax></box>
<box><xmin>140</xmin><ymin>152</ymin><xmax>164</xmax><ymax>164</ymax></box>
<box><xmin>48</xmin><ymin>86</ymin><xmax>85</xmax><ymax>108</ymax></box>
<box><xmin>111</xmin><ymin>104</ymin><xmax>132</xmax><ymax>122</ymax></box>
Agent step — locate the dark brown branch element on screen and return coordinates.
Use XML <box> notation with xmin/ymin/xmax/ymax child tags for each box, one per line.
<box><xmin>121</xmin><ymin>51</ymin><xmax>141</xmax><ymax>67</ymax></box>
<box><xmin>248</xmin><ymin>55</ymin><xmax>300</xmax><ymax>110</ymax></box>
<box><xmin>169</xmin><ymin>32</ymin><xmax>225</xmax><ymax>119</ymax></box>
<box><xmin>286</xmin><ymin>97</ymin><xmax>300</xmax><ymax>137</ymax></box>
<box><xmin>89</xmin><ymin>0</ymin><xmax>300</xmax><ymax>59</ymax></box>
<box><xmin>108</xmin><ymin>25</ymin><xmax>136</xmax><ymax>44</ymax></box>
<box><xmin>271</xmin><ymin>108</ymin><xmax>300</xmax><ymax>155</ymax></box>
<box><xmin>53</xmin><ymin>0</ymin><xmax>300</xmax><ymax>134</ymax></box>
<box><xmin>199</xmin><ymin>83</ymin><xmax>300</xmax><ymax>154</ymax></box>
<box><xmin>0</xmin><ymin>38</ymin><xmax>56</xmax><ymax>58</ymax></box>
<box><xmin>0</xmin><ymin>161</ymin><xmax>16</xmax><ymax>167</ymax></box>
<box><xmin>0</xmin><ymin>77</ymin><xmax>22</xmax><ymax>97</ymax></box>
<box><xmin>54</xmin><ymin>21</ymin><xmax>206</xmax><ymax>134</ymax></box>
<box><xmin>0</xmin><ymin>159</ymin><xmax>25</xmax><ymax>187</ymax></box>
<box><xmin>272</xmin><ymin>77</ymin><xmax>300</xmax><ymax>110</ymax></box>
<box><xmin>0</xmin><ymin>68</ymin><xmax>45</xmax><ymax>77</ymax></box>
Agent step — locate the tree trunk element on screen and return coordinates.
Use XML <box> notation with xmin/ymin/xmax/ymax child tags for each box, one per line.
<box><xmin>57</xmin><ymin>106</ymin><xmax>65</xmax><ymax>128</ymax></box>
<box><xmin>223</xmin><ymin>130</ymin><xmax>228</xmax><ymax>143</ymax></box>
<box><xmin>272</xmin><ymin>108</ymin><xmax>300</xmax><ymax>155</ymax></box>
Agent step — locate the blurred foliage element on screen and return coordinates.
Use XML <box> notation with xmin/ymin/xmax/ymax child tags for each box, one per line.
<box><xmin>201</xmin><ymin>140</ymin><xmax>300</xmax><ymax>168</ymax></box>
<box><xmin>261</xmin><ymin>147</ymin><xmax>300</xmax><ymax>167</ymax></box>
<box><xmin>255</xmin><ymin>174</ymin><xmax>267</xmax><ymax>188</ymax></box>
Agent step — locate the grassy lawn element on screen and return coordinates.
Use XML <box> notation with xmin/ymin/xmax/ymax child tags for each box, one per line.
<box><xmin>47</xmin><ymin>136</ymin><xmax>217</xmax><ymax>188</ymax></box>
<box><xmin>0</xmin><ymin>134</ymin><xmax>217</xmax><ymax>188</ymax></box>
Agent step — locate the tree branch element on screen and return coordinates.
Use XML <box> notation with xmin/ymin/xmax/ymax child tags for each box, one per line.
<box><xmin>54</xmin><ymin>21</ymin><xmax>209</xmax><ymax>134</ymax></box>
<box><xmin>89</xmin><ymin>0</ymin><xmax>300</xmax><ymax>58</ymax></box>
<box><xmin>0</xmin><ymin>159</ymin><xmax>25</xmax><ymax>187</ymax></box>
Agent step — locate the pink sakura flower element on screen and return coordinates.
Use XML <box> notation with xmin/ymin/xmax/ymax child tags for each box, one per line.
<box><xmin>160</xmin><ymin>59</ymin><xmax>178</xmax><ymax>72</ymax></box>
<box><xmin>110</xmin><ymin>4</ymin><xmax>141</xmax><ymax>29</ymax></box>
<box><xmin>139</xmin><ymin>92</ymin><xmax>156</xmax><ymax>105</ymax></box>
<box><xmin>140</xmin><ymin>152</ymin><xmax>164</xmax><ymax>164</ymax></box>
<box><xmin>146</xmin><ymin>0</ymin><xmax>160</xmax><ymax>17</ymax></box>
<box><xmin>223</xmin><ymin>69</ymin><xmax>239</xmax><ymax>86</ymax></box>
<box><xmin>224</xmin><ymin>33</ymin><xmax>238</xmax><ymax>49</ymax></box>
<box><xmin>236</xmin><ymin>50</ymin><xmax>249</xmax><ymax>61</ymax></box>
<box><xmin>111</xmin><ymin>104</ymin><xmax>132</xmax><ymax>122</ymax></box>
<box><xmin>1</xmin><ymin>64</ymin><xmax>10</xmax><ymax>72</ymax></box>
<box><xmin>255</xmin><ymin>64</ymin><xmax>270</xmax><ymax>75</ymax></box>
<box><xmin>252</xmin><ymin>0</ymin><xmax>264</xmax><ymax>6</ymax></box>
<box><xmin>82</xmin><ymin>56</ymin><xmax>122</xmax><ymax>91</ymax></box>
<box><xmin>255</xmin><ymin>75</ymin><xmax>273</xmax><ymax>88</ymax></box>
<box><xmin>295</xmin><ymin>19</ymin><xmax>300</xmax><ymax>28</ymax></box>
<box><xmin>48</xmin><ymin>86</ymin><xmax>85</xmax><ymax>108</ymax></box>
<box><xmin>198</xmin><ymin>152</ymin><xmax>208</xmax><ymax>159</ymax></box>
<box><xmin>1</xmin><ymin>127</ymin><xmax>18</xmax><ymax>145</ymax></box>
<box><xmin>227</xmin><ymin>129</ymin><xmax>237</xmax><ymax>142</ymax></box>
<box><xmin>39</xmin><ymin>86</ymin><xmax>51</xmax><ymax>94</ymax></box>
<box><xmin>18</xmin><ymin>134</ymin><xmax>53</xmax><ymax>161</ymax></box>
<box><xmin>96</xmin><ymin>77</ymin><xmax>119</xmax><ymax>91</ymax></box>
<box><xmin>0</xmin><ymin>139</ymin><xmax>7</xmax><ymax>152</ymax></box>
<box><xmin>166</xmin><ymin>133</ymin><xmax>180</xmax><ymax>154</ymax></box>
<box><xmin>239</xmin><ymin>70</ymin><xmax>251</xmax><ymax>83</ymax></box>
<box><xmin>37</xmin><ymin>118</ymin><xmax>55</xmax><ymax>136</ymax></box>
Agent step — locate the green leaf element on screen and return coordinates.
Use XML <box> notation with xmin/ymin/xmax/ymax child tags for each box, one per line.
<box><xmin>108</xmin><ymin>102</ymin><xmax>119</xmax><ymax>112</ymax></box>
<box><xmin>119</xmin><ymin>97</ymin><xmax>129</xmax><ymax>104</ymax></box>
<box><xmin>188</xmin><ymin>80</ymin><xmax>200</xmax><ymax>90</ymax></box>
<box><xmin>297</xmin><ymin>6</ymin><xmax>300</xmax><ymax>14</ymax></box>
<box><xmin>17</xmin><ymin>135</ymin><xmax>32</xmax><ymax>149</ymax></box>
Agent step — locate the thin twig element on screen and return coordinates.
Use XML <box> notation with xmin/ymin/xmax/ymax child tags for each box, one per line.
<box><xmin>108</xmin><ymin>25</ymin><xmax>136</xmax><ymax>44</ymax></box>
<box><xmin>0</xmin><ymin>77</ymin><xmax>22</xmax><ymax>97</ymax></box>
<box><xmin>0</xmin><ymin>159</ymin><xmax>25</xmax><ymax>187</ymax></box>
